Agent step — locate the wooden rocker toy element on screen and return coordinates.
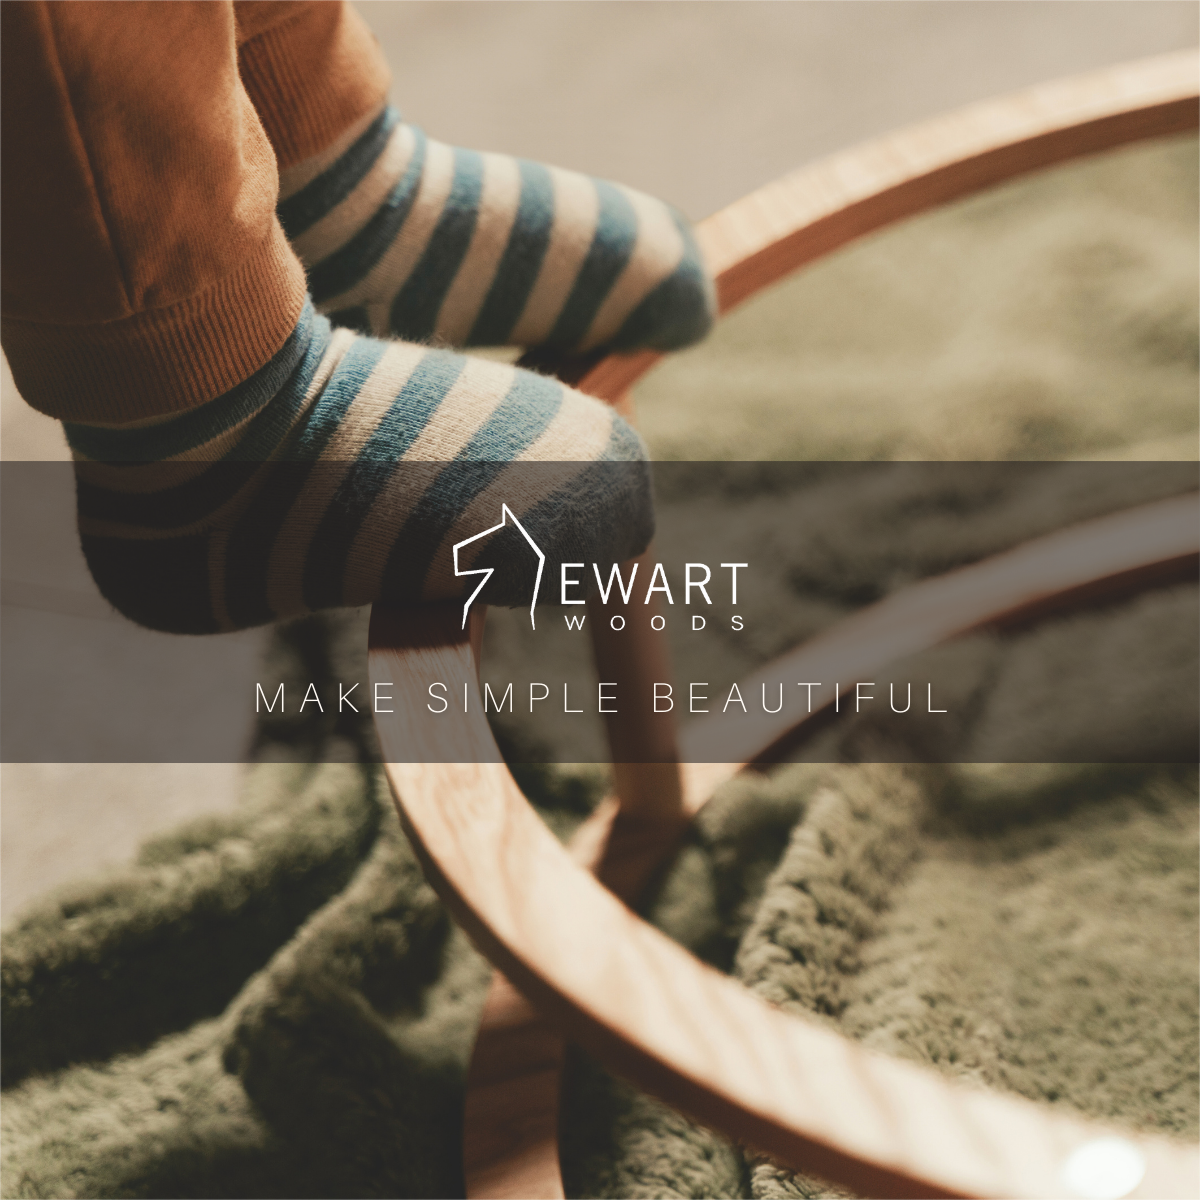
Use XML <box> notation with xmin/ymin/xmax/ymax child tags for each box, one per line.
<box><xmin>368</xmin><ymin>52</ymin><xmax>1200</xmax><ymax>1200</ymax></box>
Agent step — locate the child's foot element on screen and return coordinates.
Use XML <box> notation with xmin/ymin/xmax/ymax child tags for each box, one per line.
<box><xmin>67</xmin><ymin>302</ymin><xmax>652</xmax><ymax>634</ymax></box>
<box><xmin>276</xmin><ymin>107</ymin><xmax>715</xmax><ymax>355</ymax></box>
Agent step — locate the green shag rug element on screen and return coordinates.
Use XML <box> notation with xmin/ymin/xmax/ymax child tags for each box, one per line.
<box><xmin>3</xmin><ymin>134</ymin><xmax>1198</xmax><ymax>1199</ymax></box>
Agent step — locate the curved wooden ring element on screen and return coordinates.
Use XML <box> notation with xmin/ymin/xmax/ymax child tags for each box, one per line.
<box><xmin>372</xmin><ymin>496</ymin><xmax>1199</xmax><ymax>1200</ymax></box>
<box><xmin>558</xmin><ymin>48</ymin><xmax>1199</xmax><ymax>401</ymax></box>
<box><xmin>369</xmin><ymin>49</ymin><xmax>1200</xmax><ymax>1200</ymax></box>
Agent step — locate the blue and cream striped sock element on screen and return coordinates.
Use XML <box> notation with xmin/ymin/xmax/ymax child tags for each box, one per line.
<box><xmin>276</xmin><ymin>106</ymin><xmax>715</xmax><ymax>354</ymax></box>
<box><xmin>69</xmin><ymin>302</ymin><xmax>652</xmax><ymax>634</ymax></box>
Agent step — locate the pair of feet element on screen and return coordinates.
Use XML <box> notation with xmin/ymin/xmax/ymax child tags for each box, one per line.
<box><xmin>71</xmin><ymin>109</ymin><xmax>715</xmax><ymax>633</ymax></box>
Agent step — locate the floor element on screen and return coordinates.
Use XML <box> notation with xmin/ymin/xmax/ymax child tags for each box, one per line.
<box><xmin>3</xmin><ymin>0</ymin><xmax>1196</xmax><ymax>921</ymax></box>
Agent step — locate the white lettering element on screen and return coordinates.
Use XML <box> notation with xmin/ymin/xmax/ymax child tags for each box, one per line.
<box><xmin>644</xmin><ymin>562</ymin><xmax>674</xmax><ymax>605</ymax></box>
<box><xmin>593</xmin><ymin>561</ymin><xmax>638</xmax><ymax>604</ymax></box>
<box><xmin>685</xmin><ymin>562</ymin><xmax>712</xmax><ymax>605</ymax></box>
<box><xmin>721</xmin><ymin>563</ymin><xmax>748</xmax><ymax>604</ymax></box>
<box><xmin>561</xmin><ymin>562</ymin><xmax>585</xmax><ymax>604</ymax></box>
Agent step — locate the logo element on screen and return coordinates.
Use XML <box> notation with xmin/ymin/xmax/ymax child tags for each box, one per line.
<box><xmin>453</xmin><ymin>504</ymin><xmax>545</xmax><ymax>630</ymax></box>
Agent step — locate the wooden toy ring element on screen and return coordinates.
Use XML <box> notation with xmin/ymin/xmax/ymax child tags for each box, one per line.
<box><xmin>369</xmin><ymin>51</ymin><xmax>1200</xmax><ymax>1200</ymax></box>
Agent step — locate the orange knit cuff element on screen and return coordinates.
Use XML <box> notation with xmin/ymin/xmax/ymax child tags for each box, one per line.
<box><xmin>2</xmin><ymin>222</ymin><xmax>307</xmax><ymax>425</ymax></box>
<box><xmin>237</xmin><ymin>1</ymin><xmax>393</xmax><ymax>172</ymax></box>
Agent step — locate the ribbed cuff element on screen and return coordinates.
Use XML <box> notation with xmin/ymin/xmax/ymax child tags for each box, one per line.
<box><xmin>238</xmin><ymin>2</ymin><xmax>392</xmax><ymax>172</ymax></box>
<box><xmin>2</xmin><ymin>222</ymin><xmax>308</xmax><ymax>425</ymax></box>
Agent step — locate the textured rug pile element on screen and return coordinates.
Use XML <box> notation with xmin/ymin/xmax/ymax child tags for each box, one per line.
<box><xmin>3</xmin><ymin>135</ymin><xmax>1197</xmax><ymax>1199</ymax></box>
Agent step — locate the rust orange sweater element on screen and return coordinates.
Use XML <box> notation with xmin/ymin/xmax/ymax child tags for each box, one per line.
<box><xmin>0</xmin><ymin>0</ymin><xmax>391</xmax><ymax>423</ymax></box>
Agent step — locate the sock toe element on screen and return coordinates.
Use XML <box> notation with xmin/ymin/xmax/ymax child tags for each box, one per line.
<box><xmin>284</xmin><ymin>109</ymin><xmax>716</xmax><ymax>358</ymax></box>
<box><xmin>609</xmin><ymin>213</ymin><xmax>716</xmax><ymax>353</ymax></box>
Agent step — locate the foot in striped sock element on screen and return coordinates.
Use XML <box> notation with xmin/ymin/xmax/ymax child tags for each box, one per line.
<box><xmin>69</xmin><ymin>303</ymin><xmax>652</xmax><ymax>634</ymax></box>
<box><xmin>276</xmin><ymin>106</ymin><xmax>715</xmax><ymax>355</ymax></box>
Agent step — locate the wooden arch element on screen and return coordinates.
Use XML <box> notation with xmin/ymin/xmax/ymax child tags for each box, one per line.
<box><xmin>369</xmin><ymin>51</ymin><xmax>1200</xmax><ymax>1200</ymax></box>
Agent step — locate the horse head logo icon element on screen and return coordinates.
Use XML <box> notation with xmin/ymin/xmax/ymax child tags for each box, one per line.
<box><xmin>453</xmin><ymin>505</ymin><xmax>546</xmax><ymax>630</ymax></box>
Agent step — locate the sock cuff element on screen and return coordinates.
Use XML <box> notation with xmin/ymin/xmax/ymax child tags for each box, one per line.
<box><xmin>2</xmin><ymin>222</ymin><xmax>308</xmax><ymax>425</ymax></box>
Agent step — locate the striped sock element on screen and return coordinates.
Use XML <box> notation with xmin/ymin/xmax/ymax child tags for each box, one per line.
<box><xmin>69</xmin><ymin>302</ymin><xmax>652</xmax><ymax>634</ymax></box>
<box><xmin>276</xmin><ymin>106</ymin><xmax>715</xmax><ymax>354</ymax></box>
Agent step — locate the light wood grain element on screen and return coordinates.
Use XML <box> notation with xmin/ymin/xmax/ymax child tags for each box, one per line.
<box><xmin>373</xmin><ymin>49</ymin><xmax>1200</xmax><ymax>1200</ymax></box>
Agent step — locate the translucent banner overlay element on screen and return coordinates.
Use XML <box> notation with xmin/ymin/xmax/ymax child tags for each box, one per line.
<box><xmin>3</xmin><ymin>461</ymin><xmax>1196</xmax><ymax>763</ymax></box>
